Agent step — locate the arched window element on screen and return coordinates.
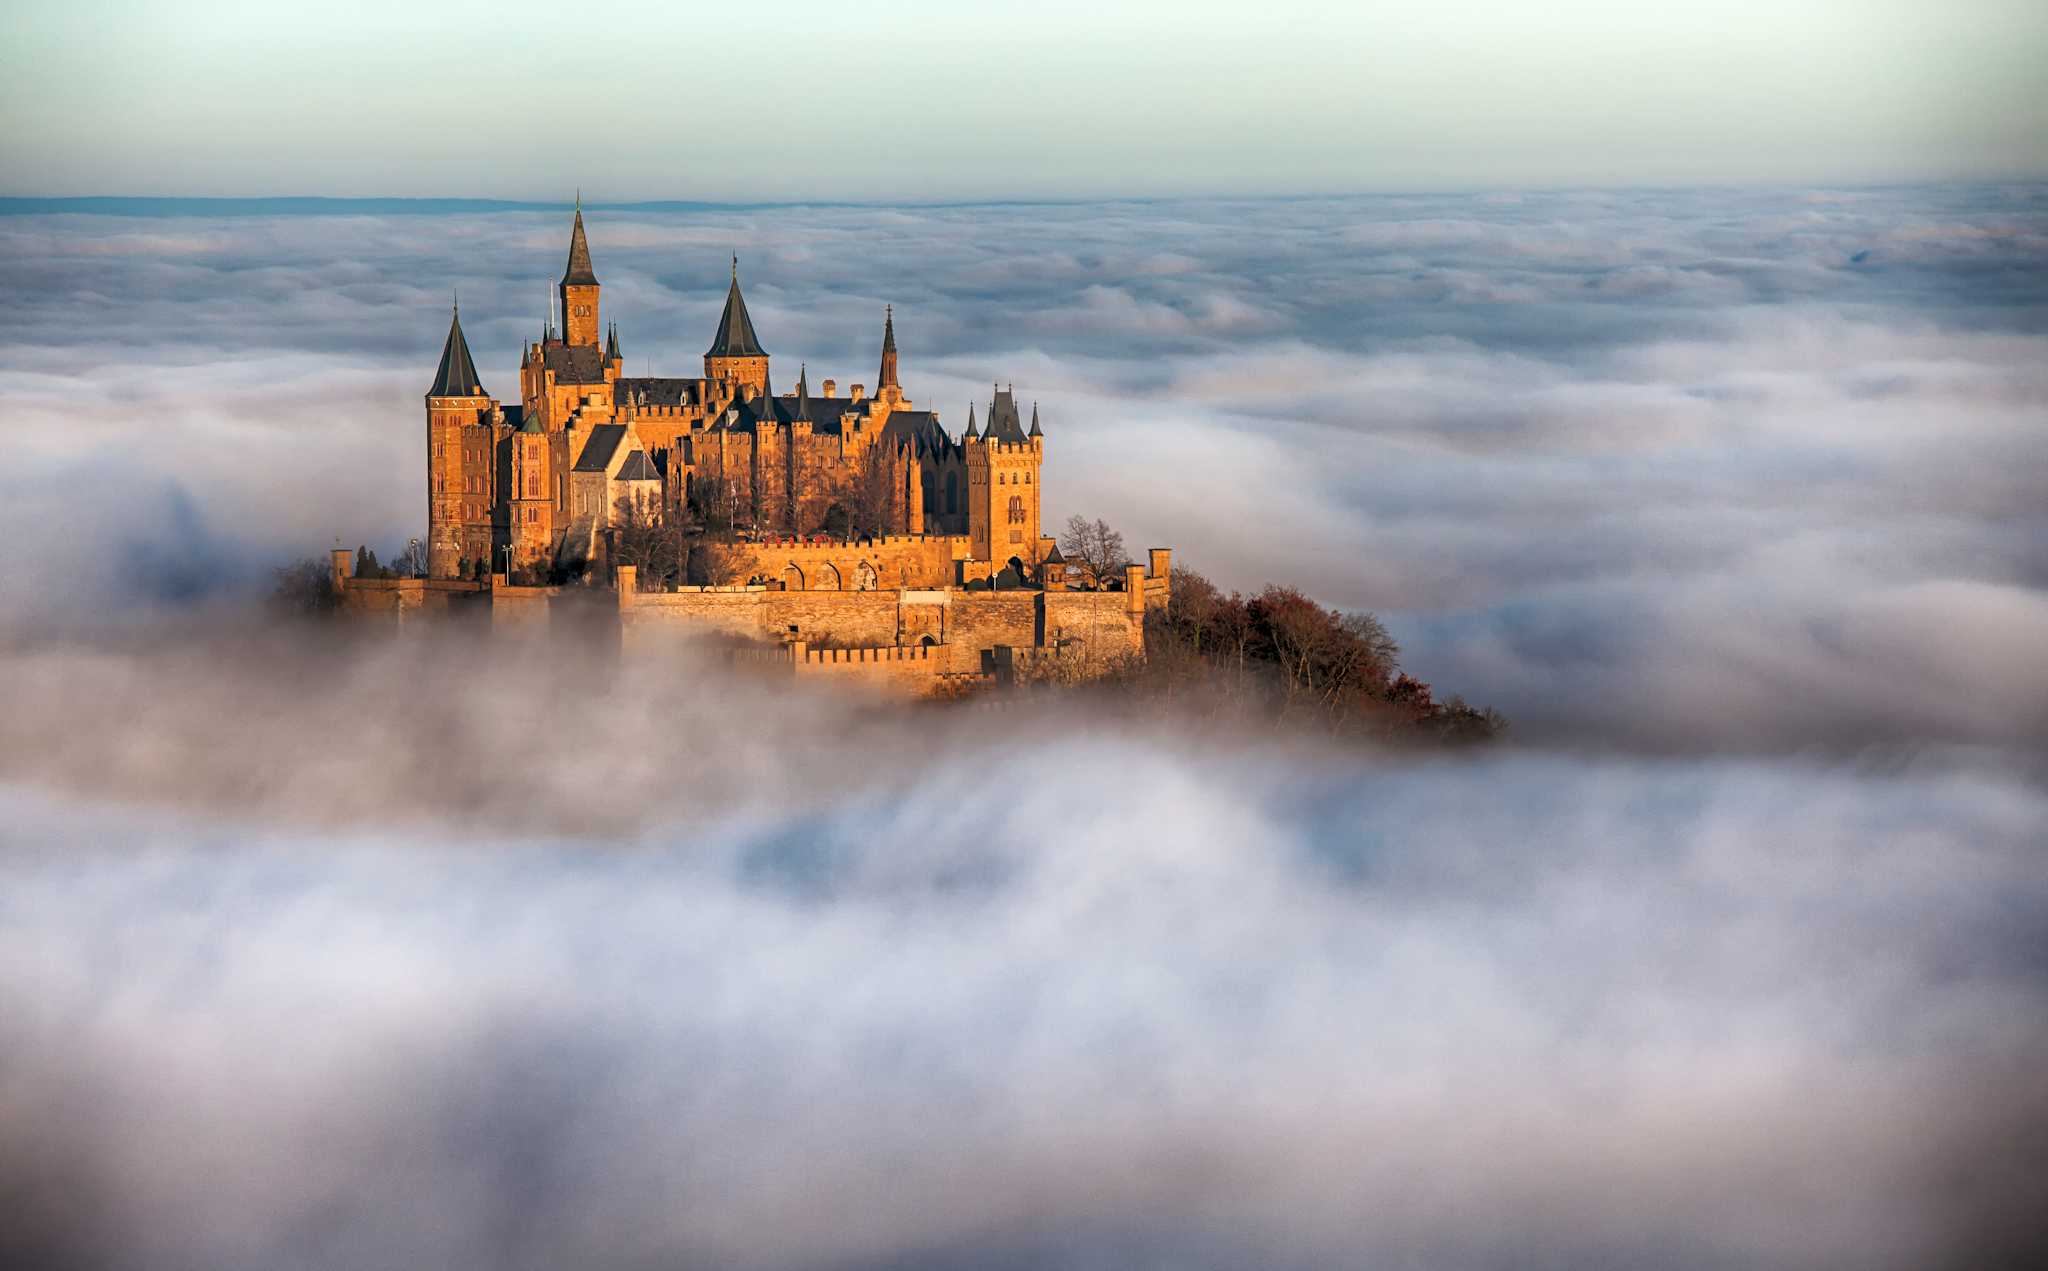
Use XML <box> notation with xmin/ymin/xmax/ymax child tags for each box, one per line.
<box><xmin>1007</xmin><ymin>495</ymin><xmax>1025</xmax><ymax>524</ymax></box>
<box><xmin>944</xmin><ymin>472</ymin><xmax>958</xmax><ymax>515</ymax></box>
<box><xmin>855</xmin><ymin>560</ymin><xmax>879</xmax><ymax>591</ymax></box>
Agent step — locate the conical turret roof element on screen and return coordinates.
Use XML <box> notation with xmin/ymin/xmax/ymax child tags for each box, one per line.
<box><xmin>707</xmin><ymin>257</ymin><xmax>767</xmax><ymax>357</ymax></box>
<box><xmin>1028</xmin><ymin>402</ymin><xmax>1043</xmax><ymax>437</ymax></box>
<box><xmin>562</xmin><ymin>200</ymin><xmax>598</xmax><ymax>286</ymax></box>
<box><xmin>428</xmin><ymin>305</ymin><xmax>485</xmax><ymax>398</ymax></box>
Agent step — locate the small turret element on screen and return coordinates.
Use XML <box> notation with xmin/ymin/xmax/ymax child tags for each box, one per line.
<box><xmin>962</xmin><ymin>402</ymin><xmax>979</xmax><ymax>441</ymax></box>
<box><xmin>877</xmin><ymin>304</ymin><xmax>899</xmax><ymax>392</ymax></box>
<box><xmin>559</xmin><ymin>194</ymin><xmax>602</xmax><ymax>347</ymax></box>
<box><xmin>427</xmin><ymin>304</ymin><xmax>485</xmax><ymax>399</ymax></box>
<box><xmin>706</xmin><ymin>255</ymin><xmax>769</xmax><ymax>393</ymax></box>
<box><xmin>1028</xmin><ymin>402</ymin><xmax>1042</xmax><ymax>438</ymax></box>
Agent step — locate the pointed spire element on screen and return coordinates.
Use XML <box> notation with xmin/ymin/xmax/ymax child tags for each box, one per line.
<box><xmin>562</xmin><ymin>200</ymin><xmax>598</xmax><ymax>286</ymax></box>
<box><xmin>707</xmin><ymin>258</ymin><xmax>767</xmax><ymax>357</ymax></box>
<box><xmin>794</xmin><ymin>362</ymin><xmax>813</xmax><ymax>421</ymax></box>
<box><xmin>605</xmin><ymin>322</ymin><xmax>621</xmax><ymax>363</ymax></box>
<box><xmin>877</xmin><ymin>304</ymin><xmax>899</xmax><ymax>390</ymax></box>
<box><xmin>428</xmin><ymin>305</ymin><xmax>485</xmax><ymax>398</ymax></box>
<box><xmin>1028</xmin><ymin>402</ymin><xmax>1042</xmax><ymax>437</ymax></box>
<box><xmin>962</xmin><ymin>401</ymin><xmax>979</xmax><ymax>441</ymax></box>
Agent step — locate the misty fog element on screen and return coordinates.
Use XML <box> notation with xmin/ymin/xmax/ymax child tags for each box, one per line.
<box><xmin>2</xmin><ymin>186</ymin><xmax>2045</xmax><ymax>1267</ymax></box>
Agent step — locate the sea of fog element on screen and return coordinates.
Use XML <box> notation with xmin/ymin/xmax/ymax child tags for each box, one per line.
<box><xmin>1</xmin><ymin>186</ymin><xmax>2044</xmax><ymax>1267</ymax></box>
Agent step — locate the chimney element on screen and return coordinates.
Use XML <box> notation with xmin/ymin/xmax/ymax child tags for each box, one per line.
<box><xmin>822</xmin><ymin>379</ymin><xmax>836</xmax><ymax>398</ymax></box>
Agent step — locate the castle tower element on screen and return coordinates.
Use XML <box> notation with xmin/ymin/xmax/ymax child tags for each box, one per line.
<box><xmin>559</xmin><ymin>198</ymin><xmax>601</xmax><ymax>348</ymax></box>
<box><xmin>509</xmin><ymin>411</ymin><xmax>554</xmax><ymax>572</ymax></box>
<box><xmin>425</xmin><ymin>303</ymin><xmax>492</xmax><ymax>579</ymax></box>
<box><xmin>876</xmin><ymin>305</ymin><xmax>900</xmax><ymax>402</ymax></box>
<box><xmin>964</xmin><ymin>386</ymin><xmax>1045</xmax><ymax>567</ymax></box>
<box><xmin>705</xmin><ymin>256</ymin><xmax>769</xmax><ymax>394</ymax></box>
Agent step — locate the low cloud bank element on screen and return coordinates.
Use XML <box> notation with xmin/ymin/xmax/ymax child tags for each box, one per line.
<box><xmin>3</xmin><ymin>186</ymin><xmax>2044</xmax><ymax>750</ymax></box>
<box><xmin>2</xmin><ymin>186</ymin><xmax>2044</xmax><ymax>1266</ymax></box>
<box><xmin>1</xmin><ymin>626</ymin><xmax>2044</xmax><ymax>1268</ymax></box>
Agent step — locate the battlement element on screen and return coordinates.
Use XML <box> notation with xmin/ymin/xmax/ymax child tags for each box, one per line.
<box><xmin>745</xmin><ymin>533</ymin><xmax>970</xmax><ymax>555</ymax></box>
<box><xmin>969</xmin><ymin>439</ymin><xmax>1042</xmax><ymax>457</ymax></box>
<box><xmin>793</xmin><ymin>641</ymin><xmax>936</xmax><ymax>666</ymax></box>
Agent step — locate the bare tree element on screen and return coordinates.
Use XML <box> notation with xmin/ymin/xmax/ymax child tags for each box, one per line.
<box><xmin>610</xmin><ymin>493</ymin><xmax>687</xmax><ymax>590</ymax></box>
<box><xmin>845</xmin><ymin>446</ymin><xmax>898</xmax><ymax>538</ymax></box>
<box><xmin>1059</xmin><ymin>515</ymin><xmax>1129</xmax><ymax>588</ymax></box>
<box><xmin>268</xmin><ymin>557</ymin><xmax>338</xmax><ymax>617</ymax></box>
<box><xmin>688</xmin><ymin>475</ymin><xmax>733</xmax><ymax>536</ymax></box>
<box><xmin>687</xmin><ymin>538</ymin><xmax>745</xmax><ymax>586</ymax></box>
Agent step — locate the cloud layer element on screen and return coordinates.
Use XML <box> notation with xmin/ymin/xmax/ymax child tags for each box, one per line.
<box><xmin>3</xmin><ymin>185</ymin><xmax>2044</xmax><ymax>749</ymax></box>
<box><xmin>3</xmin><ymin>630</ymin><xmax>2045</xmax><ymax>1271</ymax></box>
<box><xmin>2</xmin><ymin>187</ymin><xmax>2046</xmax><ymax>1268</ymax></box>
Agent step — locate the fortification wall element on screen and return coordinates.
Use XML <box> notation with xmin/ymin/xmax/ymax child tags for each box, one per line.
<box><xmin>330</xmin><ymin>551</ymin><xmax>494</xmax><ymax>625</ymax></box>
<box><xmin>944</xmin><ymin>592</ymin><xmax>1040</xmax><ymax>675</ymax></box>
<box><xmin>763</xmin><ymin>589</ymin><xmax>903</xmax><ymax>647</ymax></box>
<box><xmin>617</xmin><ymin>583</ymin><xmax>772</xmax><ymax>651</ymax></box>
<box><xmin>1044</xmin><ymin>590</ymin><xmax>1146</xmax><ymax>664</ymax></box>
<box><xmin>729</xmin><ymin>534</ymin><xmax>970</xmax><ymax>591</ymax></box>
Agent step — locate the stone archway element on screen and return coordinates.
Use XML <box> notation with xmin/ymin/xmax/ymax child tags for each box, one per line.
<box><xmin>782</xmin><ymin>563</ymin><xmax>805</xmax><ymax>592</ymax></box>
<box><xmin>854</xmin><ymin>560</ymin><xmax>879</xmax><ymax>591</ymax></box>
<box><xmin>816</xmin><ymin>561</ymin><xmax>842</xmax><ymax>590</ymax></box>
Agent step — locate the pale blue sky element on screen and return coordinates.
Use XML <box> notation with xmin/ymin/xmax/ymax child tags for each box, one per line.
<box><xmin>2</xmin><ymin>0</ymin><xmax>2044</xmax><ymax>197</ymax></box>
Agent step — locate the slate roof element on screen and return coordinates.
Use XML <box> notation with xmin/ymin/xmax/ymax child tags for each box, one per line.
<box><xmin>428</xmin><ymin>307</ymin><xmax>486</xmax><ymax>398</ymax></box>
<box><xmin>573</xmin><ymin>424</ymin><xmax>630</xmax><ymax>472</ymax></box>
<box><xmin>880</xmin><ymin>409</ymin><xmax>950</xmax><ymax>457</ymax></box>
<box><xmin>542</xmin><ymin>345</ymin><xmax>606</xmax><ymax>384</ymax></box>
<box><xmin>614</xmin><ymin>450</ymin><xmax>660</xmax><ymax>482</ymax></box>
<box><xmin>730</xmin><ymin>388</ymin><xmax>859</xmax><ymax>433</ymax></box>
<box><xmin>984</xmin><ymin>388</ymin><xmax>1030</xmax><ymax>443</ymax></box>
<box><xmin>562</xmin><ymin>207</ymin><xmax>598</xmax><ymax>285</ymax></box>
<box><xmin>614</xmin><ymin>377</ymin><xmax>698</xmax><ymax>409</ymax></box>
<box><xmin>706</xmin><ymin>264</ymin><xmax>766</xmax><ymax>357</ymax></box>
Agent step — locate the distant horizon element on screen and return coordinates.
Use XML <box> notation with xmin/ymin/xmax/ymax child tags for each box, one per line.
<box><xmin>6</xmin><ymin>176</ymin><xmax>2048</xmax><ymax>217</ymax></box>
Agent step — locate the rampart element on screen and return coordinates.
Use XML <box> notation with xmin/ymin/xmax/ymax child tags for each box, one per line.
<box><xmin>330</xmin><ymin>547</ymin><xmax>1172</xmax><ymax>697</ymax></box>
<box><xmin>722</xmin><ymin>533</ymin><xmax>973</xmax><ymax>592</ymax></box>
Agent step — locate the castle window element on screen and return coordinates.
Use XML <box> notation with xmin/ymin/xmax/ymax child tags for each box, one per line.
<box><xmin>945</xmin><ymin>472</ymin><xmax>958</xmax><ymax>515</ymax></box>
<box><xmin>1007</xmin><ymin>495</ymin><xmax>1025</xmax><ymax>525</ymax></box>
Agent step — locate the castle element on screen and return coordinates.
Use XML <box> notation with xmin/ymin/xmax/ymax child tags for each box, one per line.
<box><xmin>340</xmin><ymin>204</ymin><xmax>1172</xmax><ymax>696</ymax></box>
<box><xmin>427</xmin><ymin>202</ymin><xmax>1055</xmax><ymax>585</ymax></box>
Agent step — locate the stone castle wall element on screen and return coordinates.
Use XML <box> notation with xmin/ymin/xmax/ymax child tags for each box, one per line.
<box><xmin>332</xmin><ymin>548</ymin><xmax>1168</xmax><ymax>698</ymax></box>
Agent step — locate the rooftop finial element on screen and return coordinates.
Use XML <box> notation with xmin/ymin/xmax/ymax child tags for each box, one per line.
<box><xmin>732</xmin><ymin>254</ymin><xmax>739</xmax><ymax>282</ymax></box>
